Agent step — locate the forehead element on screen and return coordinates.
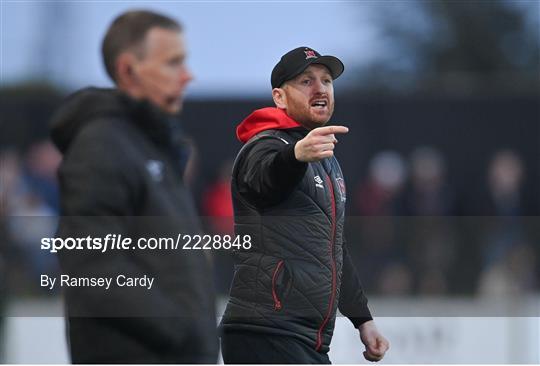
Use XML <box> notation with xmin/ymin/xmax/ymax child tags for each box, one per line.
<box><xmin>141</xmin><ymin>27</ymin><xmax>185</xmax><ymax>57</ymax></box>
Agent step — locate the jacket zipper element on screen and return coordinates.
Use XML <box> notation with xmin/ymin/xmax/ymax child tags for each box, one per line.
<box><xmin>315</xmin><ymin>175</ymin><xmax>337</xmax><ymax>351</ymax></box>
<box><xmin>272</xmin><ymin>260</ymin><xmax>285</xmax><ymax>310</ymax></box>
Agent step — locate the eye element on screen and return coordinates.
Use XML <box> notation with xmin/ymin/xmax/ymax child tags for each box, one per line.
<box><xmin>324</xmin><ymin>78</ymin><xmax>332</xmax><ymax>84</ymax></box>
<box><xmin>168</xmin><ymin>56</ymin><xmax>184</xmax><ymax>67</ymax></box>
<box><xmin>301</xmin><ymin>79</ymin><xmax>311</xmax><ymax>85</ymax></box>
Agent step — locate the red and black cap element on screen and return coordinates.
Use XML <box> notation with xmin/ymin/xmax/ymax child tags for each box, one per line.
<box><xmin>271</xmin><ymin>46</ymin><xmax>344</xmax><ymax>89</ymax></box>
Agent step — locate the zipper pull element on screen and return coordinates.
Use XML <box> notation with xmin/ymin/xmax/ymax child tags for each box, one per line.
<box><xmin>274</xmin><ymin>301</ymin><xmax>282</xmax><ymax>310</ymax></box>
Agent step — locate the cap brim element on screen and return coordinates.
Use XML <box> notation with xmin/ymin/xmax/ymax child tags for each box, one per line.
<box><xmin>312</xmin><ymin>55</ymin><xmax>344</xmax><ymax>80</ymax></box>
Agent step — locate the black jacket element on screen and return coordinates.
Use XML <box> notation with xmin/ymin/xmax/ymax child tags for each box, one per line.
<box><xmin>221</xmin><ymin>108</ymin><xmax>372</xmax><ymax>353</ymax></box>
<box><xmin>50</xmin><ymin>88</ymin><xmax>217</xmax><ymax>364</ymax></box>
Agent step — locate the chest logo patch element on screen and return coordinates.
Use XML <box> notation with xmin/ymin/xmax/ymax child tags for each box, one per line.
<box><xmin>314</xmin><ymin>175</ymin><xmax>324</xmax><ymax>189</ymax></box>
<box><xmin>146</xmin><ymin>160</ymin><xmax>164</xmax><ymax>182</ymax></box>
<box><xmin>336</xmin><ymin>177</ymin><xmax>346</xmax><ymax>202</ymax></box>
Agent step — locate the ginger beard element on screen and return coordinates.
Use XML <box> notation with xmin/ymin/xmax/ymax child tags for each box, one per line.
<box><xmin>281</xmin><ymin>64</ymin><xmax>335</xmax><ymax>130</ymax></box>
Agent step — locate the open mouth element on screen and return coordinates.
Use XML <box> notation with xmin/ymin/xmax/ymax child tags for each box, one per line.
<box><xmin>311</xmin><ymin>99</ymin><xmax>328</xmax><ymax>109</ymax></box>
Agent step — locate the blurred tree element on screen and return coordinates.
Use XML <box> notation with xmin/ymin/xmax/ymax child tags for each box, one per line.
<box><xmin>350</xmin><ymin>0</ymin><xmax>539</xmax><ymax>95</ymax></box>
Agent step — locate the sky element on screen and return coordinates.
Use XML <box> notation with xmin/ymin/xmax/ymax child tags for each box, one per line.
<box><xmin>1</xmin><ymin>1</ymin><xmax>383</xmax><ymax>98</ymax></box>
<box><xmin>2</xmin><ymin>1</ymin><xmax>535</xmax><ymax>98</ymax></box>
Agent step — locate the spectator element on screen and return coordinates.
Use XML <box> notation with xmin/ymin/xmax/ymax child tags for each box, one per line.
<box><xmin>23</xmin><ymin>140</ymin><xmax>61</xmax><ymax>213</ymax></box>
<box><xmin>355</xmin><ymin>151</ymin><xmax>406</xmax><ymax>216</ymax></box>
<box><xmin>202</xmin><ymin>159</ymin><xmax>234</xmax><ymax>235</ymax></box>
<box><xmin>201</xmin><ymin>159</ymin><xmax>234</xmax><ymax>294</ymax></box>
<box><xmin>477</xmin><ymin>150</ymin><xmax>537</xmax><ymax>295</ymax></box>
<box><xmin>353</xmin><ymin>151</ymin><xmax>409</xmax><ymax>293</ymax></box>
<box><xmin>402</xmin><ymin>147</ymin><xmax>457</xmax><ymax>294</ymax></box>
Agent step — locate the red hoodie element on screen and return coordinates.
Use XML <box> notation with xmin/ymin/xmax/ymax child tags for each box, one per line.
<box><xmin>236</xmin><ymin>107</ymin><xmax>301</xmax><ymax>143</ymax></box>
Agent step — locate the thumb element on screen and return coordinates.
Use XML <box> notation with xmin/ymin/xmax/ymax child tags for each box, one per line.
<box><xmin>363</xmin><ymin>350</ymin><xmax>380</xmax><ymax>362</ymax></box>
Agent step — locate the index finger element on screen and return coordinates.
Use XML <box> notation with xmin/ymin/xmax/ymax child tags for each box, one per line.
<box><xmin>313</xmin><ymin>125</ymin><xmax>349</xmax><ymax>136</ymax></box>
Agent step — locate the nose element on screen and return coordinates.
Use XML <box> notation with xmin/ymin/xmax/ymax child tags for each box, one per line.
<box><xmin>181</xmin><ymin>65</ymin><xmax>194</xmax><ymax>85</ymax></box>
<box><xmin>313</xmin><ymin>78</ymin><xmax>327</xmax><ymax>93</ymax></box>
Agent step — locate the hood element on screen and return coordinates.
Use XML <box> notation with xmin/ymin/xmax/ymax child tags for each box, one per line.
<box><xmin>50</xmin><ymin>87</ymin><xmax>129</xmax><ymax>153</ymax></box>
<box><xmin>236</xmin><ymin>107</ymin><xmax>301</xmax><ymax>143</ymax></box>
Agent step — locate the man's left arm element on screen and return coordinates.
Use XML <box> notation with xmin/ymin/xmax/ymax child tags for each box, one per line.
<box><xmin>339</xmin><ymin>241</ymin><xmax>390</xmax><ymax>362</ymax></box>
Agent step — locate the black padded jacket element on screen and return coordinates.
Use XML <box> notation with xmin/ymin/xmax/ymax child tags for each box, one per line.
<box><xmin>50</xmin><ymin>87</ymin><xmax>218</xmax><ymax>363</ymax></box>
<box><xmin>221</xmin><ymin>108</ymin><xmax>372</xmax><ymax>353</ymax></box>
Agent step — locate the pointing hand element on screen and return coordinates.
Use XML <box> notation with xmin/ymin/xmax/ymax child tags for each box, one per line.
<box><xmin>294</xmin><ymin>125</ymin><xmax>349</xmax><ymax>162</ymax></box>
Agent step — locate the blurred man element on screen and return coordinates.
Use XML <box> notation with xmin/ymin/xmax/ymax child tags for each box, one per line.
<box><xmin>220</xmin><ymin>47</ymin><xmax>389</xmax><ymax>363</ymax></box>
<box><xmin>50</xmin><ymin>10</ymin><xmax>217</xmax><ymax>363</ymax></box>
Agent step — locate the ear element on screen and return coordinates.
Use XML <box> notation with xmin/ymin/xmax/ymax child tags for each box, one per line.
<box><xmin>272</xmin><ymin>87</ymin><xmax>287</xmax><ymax>109</ymax></box>
<box><xmin>115</xmin><ymin>52</ymin><xmax>139</xmax><ymax>90</ymax></box>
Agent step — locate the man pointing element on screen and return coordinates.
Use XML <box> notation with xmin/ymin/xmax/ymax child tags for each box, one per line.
<box><xmin>220</xmin><ymin>47</ymin><xmax>389</xmax><ymax>363</ymax></box>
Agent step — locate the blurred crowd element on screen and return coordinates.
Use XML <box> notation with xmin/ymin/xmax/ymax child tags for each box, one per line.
<box><xmin>348</xmin><ymin>147</ymin><xmax>538</xmax><ymax>296</ymax></box>
<box><xmin>0</xmin><ymin>141</ymin><xmax>61</xmax><ymax>297</ymax></box>
<box><xmin>0</xmin><ymin>141</ymin><xmax>538</xmax><ymax>299</ymax></box>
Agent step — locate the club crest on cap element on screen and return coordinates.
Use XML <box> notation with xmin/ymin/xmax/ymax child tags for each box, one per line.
<box><xmin>304</xmin><ymin>49</ymin><xmax>317</xmax><ymax>59</ymax></box>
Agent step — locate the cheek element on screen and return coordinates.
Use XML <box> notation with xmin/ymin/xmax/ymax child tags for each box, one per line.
<box><xmin>155</xmin><ymin>67</ymin><xmax>175</xmax><ymax>83</ymax></box>
<box><xmin>137</xmin><ymin>66</ymin><xmax>164</xmax><ymax>89</ymax></box>
<box><xmin>291</xmin><ymin>93</ymin><xmax>309</xmax><ymax>109</ymax></box>
<box><xmin>144</xmin><ymin>64</ymin><xmax>173</xmax><ymax>83</ymax></box>
<box><xmin>290</xmin><ymin>97</ymin><xmax>308</xmax><ymax>114</ymax></box>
